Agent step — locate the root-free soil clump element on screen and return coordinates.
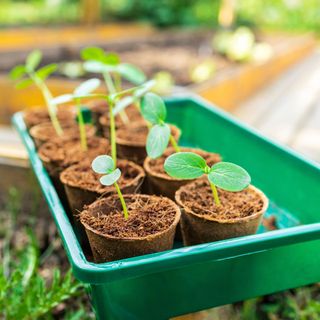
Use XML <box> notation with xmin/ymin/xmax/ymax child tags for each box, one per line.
<box><xmin>178</xmin><ymin>179</ymin><xmax>264</xmax><ymax>221</ymax></box>
<box><xmin>81</xmin><ymin>195</ymin><xmax>177</xmax><ymax>238</ymax></box>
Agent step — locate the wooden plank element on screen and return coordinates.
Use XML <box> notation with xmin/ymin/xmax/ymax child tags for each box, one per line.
<box><xmin>233</xmin><ymin>51</ymin><xmax>320</xmax><ymax>126</ymax></box>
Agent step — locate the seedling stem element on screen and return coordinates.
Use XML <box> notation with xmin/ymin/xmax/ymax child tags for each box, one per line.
<box><xmin>75</xmin><ymin>98</ymin><xmax>88</xmax><ymax>151</ymax></box>
<box><xmin>169</xmin><ymin>134</ymin><xmax>181</xmax><ymax>153</ymax></box>
<box><xmin>114</xmin><ymin>182</ymin><xmax>128</xmax><ymax>219</ymax></box>
<box><xmin>109</xmin><ymin>99</ymin><xmax>117</xmax><ymax>166</ymax></box>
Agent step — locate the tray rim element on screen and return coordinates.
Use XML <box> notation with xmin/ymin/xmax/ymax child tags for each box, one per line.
<box><xmin>12</xmin><ymin>94</ymin><xmax>320</xmax><ymax>284</ymax></box>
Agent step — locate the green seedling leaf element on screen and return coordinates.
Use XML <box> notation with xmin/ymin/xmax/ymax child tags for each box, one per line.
<box><xmin>9</xmin><ymin>65</ymin><xmax>26</xmax><ymax>80</ymax></box>
<box><xmin>113</xmin><ymin>96</ymin><xmax>135</xmax><ymax>115</ymax></box>
<box><xmin>100</xmin><ymin>168</ymin><xmax>121</xmax><ymax>186</ymax></box>
<box><xmin>36</xmin><ymin>63</ymin><xmax>57</xmax><ymax>81</ymax></box>
<box><xmin>208</xmin><ymin>162</ymin><xmax>251</xmax><ymax>192</ymax></box>
<box><xmin>74</xmin><ymin>78</ymin><xmax>101</xmax><ymax>97</ymax></box>
<box><xmin>117</xmin><ymin>63</ymin><xmax>146</xmax><ymax>85</ymax></box>
<box><xmin>133</xmin><ymin>79</ymin><xmax>156</xmax><ymax>98</ymax></box>
<box><xmin>83</xmin><ymin>60</ymin><xmax>115</xmax><ymax>74</ymax></box>
<box><xmin>164</xmin><ymin>152</ymin><xmax>207</xmax><ymax>179</ymax></box>
<box><xmin>147</xmin><ymin>124</ymin><xmax>170</xmax><ymax>159</ymax></box>
<box><xmin>51</xmin><ymin>94</ymin><xmax>73</xmax><ymax>105</ymax></box>
<box><xmin>15</xmin><ymin>78</ymin><xmax>33</xmax><ymax>89</ymax></box>
<box><xmin>81</xmin><ymin>46</ymin><xmax>106</xmax><ymax>61</ymax></box>
<box><xmin>141</xmin><ymin>92</ymin><xmax>167</xmax><ymax>124</ymax></box>
<box><xmin>26</xmin><ymin>49</ymin><xmax>42</xmax><ymax>72</ymax></box>
<box><xmin>92</xmin><ymin>155</ymin><xmax>114</xmax><ymax>174</ymax></box>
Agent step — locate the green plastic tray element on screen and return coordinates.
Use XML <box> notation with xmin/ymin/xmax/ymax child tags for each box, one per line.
<box><xmin>13</xmin><ymin>96</ymin><xmax>320</xmax><ymax>320</ymax></box>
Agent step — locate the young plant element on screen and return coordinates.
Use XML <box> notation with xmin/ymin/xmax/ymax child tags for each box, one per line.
<box><xmin>164</xmin><ymin>152</ymin><xmax>251</xmax><ymax>205</ymax></box>
<box><xmin>10</xmin><ymin>50</ymin><xmax>62</xmax><ymax>135</ymax></box>
<box><xmin>81</xmin><ymin>47</ymin><xmax>146</xmax><ymax>123</ymax></box>
<box><xmin>92</xmin><ymin>155</ymin><xmax>128</xmax><ymax>219</ymax></box>
<box><xmin>51</xmin><ymin>78</ymin><xmax>101</xmax><ymax>151</ymax></box>
<box><xmin>139</xmin><ymin>92</ymin><xmax>180</xmax><ymax>159</ymax></box>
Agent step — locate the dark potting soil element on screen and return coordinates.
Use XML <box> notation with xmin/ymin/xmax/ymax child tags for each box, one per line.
<box><xmin>80</xmin><ymin>195</ymin><xmax>177</xmax><ymax>238</ymax></box>
<box><xmin>38</xmin><ymin>136</ymin><xmax>109</xmax><ymax>169</ymax></box>
<box><xmin>99</xmin><ymin>104</ymin><xmax>145</xmax><ymax>131</ymax></box>
<box><xmin>262</xmin><ymin>215</ymin><xmax>278</xmax><ymax>230</ymax></box>
<box><xmin>178</xmin><ymin>179</ymin><xmax>264</xmax><ymax>220</ymax></box>
<box><xmin>147</xmin><ymin>147</ymin><xmax>222</xmax><ymax>177</ymax></box>
<box><xmin>116</xmin><ymin>124</ymin><xmax>180</xmax><ymax>146</ymax></box>
<box><xmin>23</xmin><ymin>107</ymin><xmax>75</xmax><ymax>129</ymax></box>
<box><xmin>61</xmin><ymin>159</ymin><xmax>144</xmax><ymax>194</ymax></box>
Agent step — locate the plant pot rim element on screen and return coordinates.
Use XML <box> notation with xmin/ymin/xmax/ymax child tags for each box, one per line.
<box><xmin>60</xmin><ymin>158</ymin><xmax>145</xmax><ymax>194</ymax></box>
<box><xmin>176</xmin><ymin>183</ymin><xmax>268</xmax><ymax>224</ymax></box>
<box><xmin>80</xmin><ymin>194</ymin><xmax>181</xmax><ymax>241</ymax></box>
<box><xmin>116</xmin><ymin>124</ymin><xmax>181</xmax><ymax>147</ymax></box>
<box><xmin>144</xmin><ymin>146</ymin><xmax>220</xmax><ymax>182</ymax></box>
<box><xmin>38</xmin><ymin>134</ymin><xmax>105</xmax><ymax>165</ymax></box>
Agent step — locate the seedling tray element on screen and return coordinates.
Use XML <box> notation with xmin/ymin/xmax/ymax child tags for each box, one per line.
<box><xmin>13</xmin><ymin>96</ymin><xmax>320</xmax><ymax>320</ymax></box>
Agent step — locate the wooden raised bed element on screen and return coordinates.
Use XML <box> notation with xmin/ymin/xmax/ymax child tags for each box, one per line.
<box><xmin>0</xmin><ymin>30</ymin><xmax>315</xmax><ymax>124</ymax></box>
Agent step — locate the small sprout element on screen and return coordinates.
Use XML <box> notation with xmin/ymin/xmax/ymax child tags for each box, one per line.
<box><xmin>164</xmin><ymin>152</ymin><xmax>251</xmax><ymax>205</ymax></box>
<box><xmin>51</xmin><ymin>78</ymin><xmax>101</xmax><ymax>151</ymax></box>
<box><xmin>92</xmin><ymin>155</ymin><xmax>128</xmax><ymax>219</ymax></box>
<box><xmin>82</xmin><ymin>46</ymin><xmax>146</xmax><ymax>124</ymax></box>
<box><xmin>10</xmin><ymin>50</ymin><xmax>62</xmax><ymax>135</ymax></box>
<box><xmin>140</xmin><ymin>92</ymin><xmax>180</xmax><ymax>159</ymax></box>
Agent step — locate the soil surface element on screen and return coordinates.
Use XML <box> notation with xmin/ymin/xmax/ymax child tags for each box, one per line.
<box><xmin>117</xmin><ymin>123</ymin><xmax>180</xmax><ymax>146</ymax></box>
<box><xmin>38</xmin><ymin>136</ymin><xmax>109</xmax><ymax>169</ymax></box>
<box><xmin>178</xmin><ymin>179</ymin><xmax>264</xmax><ymax>220</ymax></box>
<box><xmin>30</xmin><ymin>121</ymin><xmax>95</xmax><ymax>143</ymax></box>
<box><xmin>147</xmin><ymin>147</ymin><xmax>221</xmax><ymax>177</ymax></box>
<box><xmin>23</xmin><ymin>107</ymin><xmax>75</xmax><ymax>129</ymax></box>
<box><xmin>81</xmin><ymin>195</ymin><xmax>177</xmax><ymax>238</ymax></box>
<box><xmin>61</xmin><ymin>159</ymin><xmax>144</xmax><ymax>194</ymax></box>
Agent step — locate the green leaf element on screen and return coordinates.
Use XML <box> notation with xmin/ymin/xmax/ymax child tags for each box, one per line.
<box><xmin>104</xmin><ymin>52</ymin><xmax>120</xmax><ymax>65</ymax></box>
<box><xmin>15</xmin><ymin>78</ymin><xmax>34</xmax><ymax>89</ymax></box>
<box><xmin>100</xmin><ymin>168</ymin><xmax>121</xmax><ymax>186</ymax></box>
<box><xmin>113</xmin><ymin>96</ymin><xmax>135</xmax><ymax>115</ymax></box>
<box><xmin>26</xmin><ymin>50</ymin><xmax>42</xmax><ymax>71</ymax></box>
<box><xmin>164</xmin><ymin>152</ymin><xmax>207</xmax><ymax>179</ymax></box>
<box><xmin>51</xmin><ymin>94</ymin><xmax>73</xmax><ymax>105</ymax></box>
<box><xmin>10</xmin><ymin>65</ymin><xmax>26</xmax><ymax>80</ymax></box>
<box><xmin>83</xmin><ymin>60</ymin><xmax>115</xmax><ymax>74</ymax></box>
<box><xmin>92</xmin><ymin>155</ymin><xmax>114</xmax><ymax>174</ymax></box>
<box><xmin>141</xmin><ymin>92</ymin><xmax>167</xmax><ymax>124</ymax></box>
<box><xmin>74</xmin><ymin>78</ymin><xmax>101</xmax><ymax>97</ymax></box>
<box><xmin>208</xmin><ymin>162</ymin><xmax>251</xmax><ymax>192</ymax></box>
<box><xmin>146</xmin><ymin>124</ymin><xmax>170</xmax><ymax>159</ymax></box>
<box><xmin>81</xmin><ymin>46</ymin><xmax>106</xmax><ymax>61</ymax></box>
<box><xmin>133</xmin><ymin>79</ymin><xmax>156</xmax><ymax>98</ymax></box>
<box><xmin>117</xmin><ymin>63</ymin><xmax>146</xmax><ymax>85</ymax></box>
<box><xmin>36</xmin><ymin>63</ymin><xmax>57</xmax><ymax>80</ymax></box>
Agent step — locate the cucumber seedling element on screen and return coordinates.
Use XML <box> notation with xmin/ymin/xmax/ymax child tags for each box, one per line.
<box><xmin>92</xmin><ymin>155</ymin><xmax>128</xmax><ymax>219</ymax></box>
<box><xmin>51</xmin><ymin>78</ymin><xmax>101</xmax><ymax>151</ymax></box>
<box><xmin>81</xmin><ymin>47</ymin><xmax>146</xmax><ymax>123</ymax></box>
<box><xmin>10</xmin><ymin>50</ymin><xmax>62</xmax><ymax>135</ymax></box>
<box><xmin>164</xmin><ymin>152</ymin><xmax>251</xmax><ymax>205</ymax></box>
<box><xmin>140</xmin><ymin>92</ymin><xmax>180</xmax><ymax>159</ymax></box>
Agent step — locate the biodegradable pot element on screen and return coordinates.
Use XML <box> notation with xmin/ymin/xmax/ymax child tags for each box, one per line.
<box><xmin>23</xmin><ymin>106</ymin><xmax>75</xmax><ymax>130</ymax></box>
<box><xmin>144</xmin><ymin>147</ymin><xmax>222</xmax><ymax>200</ymax></box>
<box><xmin>117</xmin><ymin>124</ymin><xmax>181</xmax><ymax>165</ymax></box>
<box><xmin>86</xmin><ymin>99</ymin><xmax>108</xmax><ymax>134</ymax></box>
<box><xmin>175</xmin><ymin>179</ymin><xmax>269</xmax><ymax>246</ymax></box>
<box><xmin>38</xmin><ymin>136</ymin><xmax>109</xmax><ymax>212</ymax></box>
<box><xmin>80</xmin><ymin>194</ymin><xmax>181</xmax><ymax>263</ymax></box>
<box><xmin>29</xmin><ymin>122</ymin><xmax>96</xmax><ymax>148</ymax></box>
<box><xmin>99</xmin><ymin>104</ymin><xmax>145</xmax><ymax>138</ymax></box>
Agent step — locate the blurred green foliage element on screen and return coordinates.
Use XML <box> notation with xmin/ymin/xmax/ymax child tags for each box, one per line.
<box><xmin>0</xmin><ymin>0</ymin><xmax>319</xmax><ymax>32</ymax></box>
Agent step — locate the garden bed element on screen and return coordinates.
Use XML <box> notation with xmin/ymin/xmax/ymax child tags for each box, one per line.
<box><xmin>13</xmin><ymin>96</ymin><xmax>320</xmax><ymax>319</ymax></box>
<box><xmin>0</xmin><ymin>30</ymin><xmax>315</xmax><ymax>123</ymax></box>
